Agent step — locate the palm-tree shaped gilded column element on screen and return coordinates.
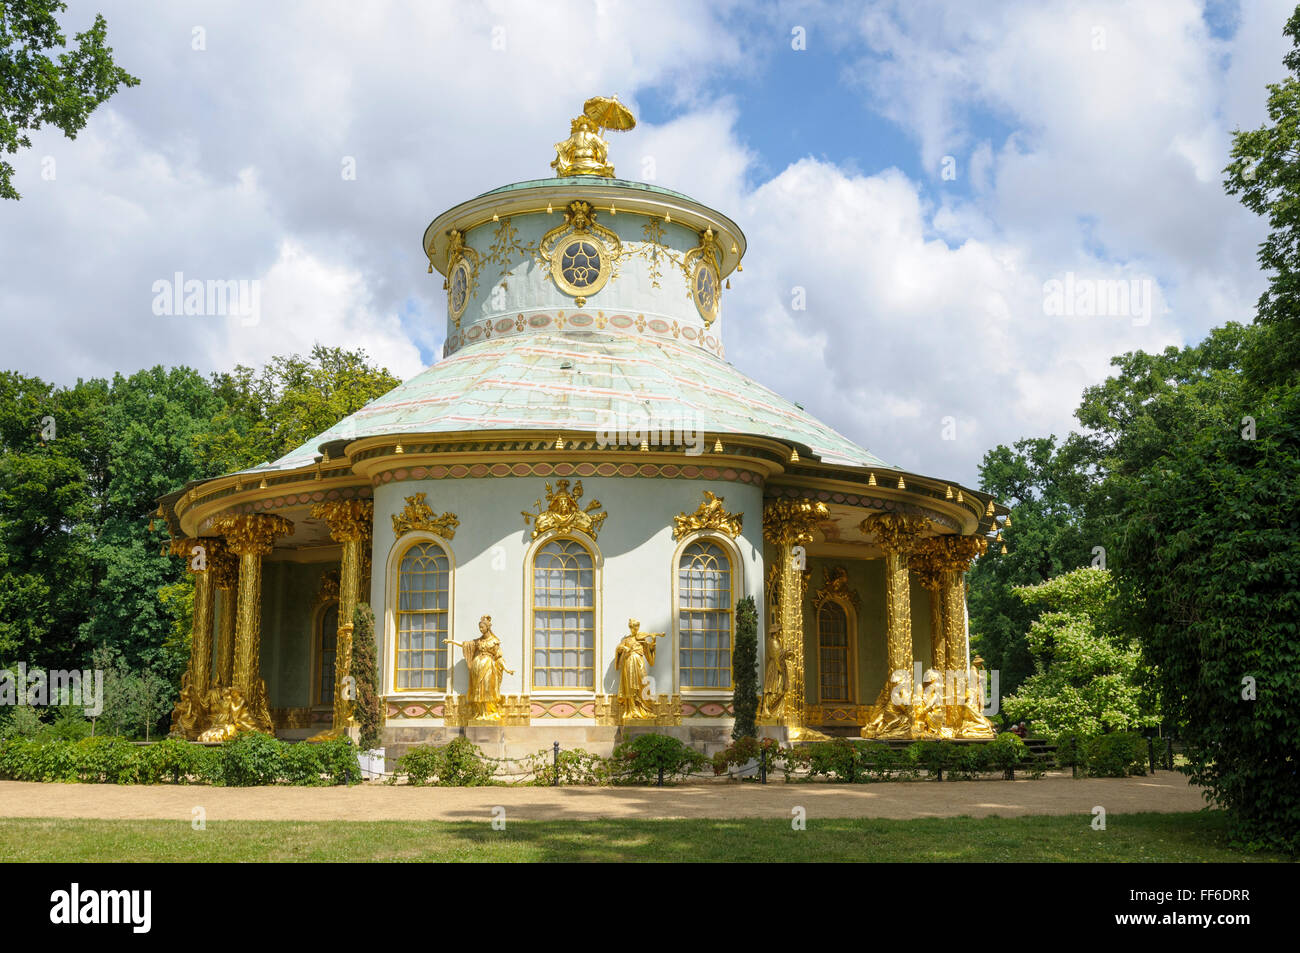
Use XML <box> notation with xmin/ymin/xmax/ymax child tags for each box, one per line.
<box><xmin>762</xmin><ymin>498</ymin><xmax>830</xmax><ymax>741</ymax></box>
<box><xmin>860</xmin><ymin>512</ymin><xmax>929</xmax><ymax>737</ymax></box>
<box><xmin>209</xmin><ymin>513</ymin><xmax>293</xmax><ymax>735</ymax></box>
<box><xmin>309</xmin><ymin>500</ymin><xmax>374</xmax><ymax>740</ymax></box>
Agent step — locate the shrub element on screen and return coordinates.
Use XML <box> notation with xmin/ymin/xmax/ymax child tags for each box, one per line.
<box><xmin>140</xmin><ymin>738</ymin><xmax>203</xmax><ymax>784</ymax></box>
<box><xmin>526</xmin><ymin>747</ymin><xmax>611</xmax><ymax>786</ymax></box>
<box><xmin>731</xmin><ymin>596</ymin><xmax>759</xmax><ymax>741</ymax></box>
<box><xmin>955</xmin><ymin>744</ymin><xmax>991</xmax><ymax>780</ymax></box>
<box><xmin>711</xmin><ymin>736</ymin><xmax>785</xmax><ymax>780</ymax></box>
<box><xmin>1055</xmin><ymin>730</ymin><xmax>1085</xmax><ymax>776</ymax></box>
<box><xmin>396</xmin><ymin>737</ymin><xmax>494</xmax><ymax>786</ymax></box>
<box><xmin>214</xmin><ymin>731</ymin><xmax>284</xmax><ymax>786</ymax></box>
<box><xmin>315</xmin><ymin>737</ymin><xmax>362</xmax><ymax>785</ymax></box>
<box><xmin>1085</xmin><ymin>731</ymin><xmax>1146</xmax><ymax>778</ymax></box>
<box><xmin>913</xmin><ymin>740</ymin><xmax>961</xmax><ymax>780</ymax></box>
<box><xmin>987</xmin><ymin>732</ymin><xmax>1028</xmax><ymax>779</ymax></box>
<box><xmin>806</xmin><ymin>738</ymin><xmax>860</xmax><ymax>782</ymax></box>
<box><xmin>0</xmin><ymin>704</ymin><xmax>44</xmax><ymax>740</ymax></box>
<box><xmin>73</xmin><ymin>736</ymin><xmax>140</xmax><ymax>783</ymax></box>
<box><xmin>857</xmin><ymin>741</ymin><xmax>900</xmax><ymax>781</ymax></box>
<box><xmin>351</xmin><ymin>604</ymin><xmax>384</xmax><ymax>752</ymax></box>
<box><xmin>281</xmin><ymin>741</ymin><xmax>330</xmax><ymax>786</ymax></box>
<box><xmin>611</xmin><ymin>733</ymin><xmax>708</xmax><ymax>784</ymax></box>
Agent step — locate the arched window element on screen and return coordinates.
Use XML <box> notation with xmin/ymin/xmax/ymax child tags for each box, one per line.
<box><xmin>818</xmin><ymin>601</ymin><xmax>851</xmax><ymax>703</ymax></box>
<box><xmin>532</xmin><ymin>538</ymin><xmax>595</xmax><ymax>689</ymax></box>
<box><xmin>317</xmin><ymin>602</ymin><xmax>338</xmax><ymax>706</ymax></box>
<box><xmin>678</xmin><ymin>539</ymin><xmax>733</xmax><ymax>688</ymax></box>
<box><xmin>395</xmin><ymin>540</ymin><xmax>451</xmax><ymax>691</ymax></box>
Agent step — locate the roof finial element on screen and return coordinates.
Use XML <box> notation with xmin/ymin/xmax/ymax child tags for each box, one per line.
<box><xmin>551</xmin><ymin>96</ymin><xmax>636</xmax><ymax>178</ymax></box>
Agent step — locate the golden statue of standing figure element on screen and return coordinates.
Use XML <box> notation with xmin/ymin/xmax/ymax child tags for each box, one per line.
<box><xmin>615</xmin><ymin>618</ymin><xmax>665</xmax><ymax>720</ymax></box>
<box><xmin>551</xmin><ymin>95</ymin><xmax>636</xmax><ymax>178</ymax></box>
<box><xmin>448</xmin><ymin>615</ymin><xmax>514</xmax><ymax>721</ymax></box>
<box><xmin>760</xmin><ymin>620</ymin><xmax>793</xmax><ymax>718</ymax></box>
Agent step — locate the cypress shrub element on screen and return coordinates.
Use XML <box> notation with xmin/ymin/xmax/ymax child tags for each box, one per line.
<box><xmin>732</xmin><ymin>595</ymin><xmax>759</xmax><ymax>740</ymax></box>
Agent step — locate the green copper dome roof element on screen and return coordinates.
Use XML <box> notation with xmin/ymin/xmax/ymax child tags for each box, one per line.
<box><xmin>476</xmin><ymin>178</ymin><xmax>700</xmax><ymax>203</ymax></box>
<box><xmin>265</xmin><ymin>331</ymin><xmax>895</xmax><ymax>473</ymax></box>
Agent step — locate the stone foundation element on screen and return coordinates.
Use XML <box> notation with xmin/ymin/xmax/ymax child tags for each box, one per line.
<box><xmin>380</xmin><ymin>722</ymin><xmax>790</xmax><ymax>769</ymax></box>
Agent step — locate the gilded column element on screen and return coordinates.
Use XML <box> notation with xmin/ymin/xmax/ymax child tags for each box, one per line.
<box><xmin>762</xmin><ymin>498</ymin><xmax>829</xmax><ymax>741</ymax></box>
<box><xmin>310</xmin><ymin>500</ymin><xmax>374</xmax><ymax>739</ymax></box>
<box><xmin>209</xmin><ymin>513</ymin><xmax>293</xmax><ymax>736</ymax></box>
<box><xmin>937</xmin><ymin>534</ymin><xmax>993</xmax><ymax>738</ymax></box>
<box><xmin>166</xmin><ymin>536</ymin><xmax>220</xmax><ymax>739</ymax></box>
<box><xmin>938</xmin><ymin>535</ymin><xmax>986</xmax><ymax>675</ymax></box>
<box><xmin>909</xmin><ymin>539</ymin><xmax>947</xmax><ymax>674</ymax></box>
<box><xmin>211</xmin><ymin>546</ymin><xmax>239</xmax><ymax>687</ymax></box>
<box><xmin>859</xmin><ymin>512</ymin><xmax>929</xmax><ymax>738</ymax></box>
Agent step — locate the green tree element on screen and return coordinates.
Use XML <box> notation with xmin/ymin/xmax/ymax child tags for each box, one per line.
<box><xmin>968</xmin><ymin>436</ymin><xmax>1090</xmax><ymax>695</ymax></box>
<box><xmin>0</xmin><ymin>0</ymin><xmax>139</xmax><ymax>199</ymax></box>
<box><xmin>1001</xmin><ymin>568</ymin><xmax>1158</xmax><ymax>738</ymax></box>
<box><xmin>199</xmin><ymin>345</ymin><xmax>401</xmax><ymax>473</ymax></box>
<box><xmin>1224</xmin><ymin>5</ymin><xmax>1300</xmax><ymax>389</ymax></box>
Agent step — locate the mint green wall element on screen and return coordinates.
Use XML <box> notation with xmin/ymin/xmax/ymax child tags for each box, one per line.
<box><xmin>371</xmin><ymin>475</ymin><xmax>764</xmax><ymax>700</ymax></box>
<box><xmin>261</xmin><ymin>560</ymin><xmax>332</xmax><ymax>709</ymax></box>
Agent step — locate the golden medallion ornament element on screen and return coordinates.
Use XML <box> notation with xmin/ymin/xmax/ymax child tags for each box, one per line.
<box><xmin>684</xmin><ymin>228</ymin><xmax>724</xmax><ymax>325</ymax></box>
<box><xmin>522</xmin><ymin>479</ymin><xmax>607</xmax><ymax>540</ymax></box>
<box><xmin>444</xmin><ymin>229</ymin><xmax>480</xmax><ymax>326</ymax></box>
<box><xmin>392</xmin><ymin>492</ymin><xmax>459</xmax><ymax>540</ymax></box>
<box><xmin>538</xmin><ymin>201</ymin><xmax>621</xmax><ymax>302</ymax></box>
<box><xmin>672</xmin><ymin>490</ymin><xmax>743</xmax><ymax>540</ymax></box>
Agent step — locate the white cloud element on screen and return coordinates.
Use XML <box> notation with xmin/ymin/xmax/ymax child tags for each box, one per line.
<box><xmin>0</xmin><ymin>0</ymin><xmax>1288</xmax><ymax>487</ymax></box>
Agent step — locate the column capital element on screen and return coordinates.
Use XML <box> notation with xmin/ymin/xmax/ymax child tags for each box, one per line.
<box><xmin>168</xmin><ymin>536</ymin><xmax>228</xmax><ymax>573</ymax></box>
<box><xmin>860</xmin><ymin>512</ymin><xmax>930</xmax><ymax>557</ymax></box>
<box><xmin>935</xmin><ymin>533</ymin><xmax>987</xmax><ymax>571</ymax></box>
<box><xmin>210</xmin><ymin>513</ymin><xmax>294</xmax><ymax>556</ymax></box>
<box><xmin>311</xmin><ymin>500</ymin><xmax>374</xmax><ymax>543</ymax></box>
<box><xmin>762</xmin><ymin>498</ymin><xmax>829</xmax><ymax>547</ymax></box>
<box><xmin>908</xmin><ymin>544</ymin><xmax>947</xmax><ymax>591</ymax></box>
<box><xmin>210</xmin><ymin>548</ymin><xmax>239</xmax><ymax>590</ymax></box>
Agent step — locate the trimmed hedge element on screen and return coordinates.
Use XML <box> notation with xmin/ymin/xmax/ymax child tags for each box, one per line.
<box><xmin>0</xmin><ymin>735</ymin><xmax>360</xmax><ymax>786</ymax></box>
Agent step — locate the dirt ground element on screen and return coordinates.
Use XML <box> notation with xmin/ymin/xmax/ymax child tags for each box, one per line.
<box><xmin>0</xmin><ymin>772</ymin><xmax>1208</xmax><ymax>822</ymax></box>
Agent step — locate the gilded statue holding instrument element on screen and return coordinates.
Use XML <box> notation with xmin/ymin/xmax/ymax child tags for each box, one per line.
<box><xmin>448</xmin><ymin>615</ymin><xmax>515</xmax><ymax>721</ymax></box>
<box><xmin>615</xmin><ymin>618</ymin><xmax>665</xmax><ymax>720</ymax></box>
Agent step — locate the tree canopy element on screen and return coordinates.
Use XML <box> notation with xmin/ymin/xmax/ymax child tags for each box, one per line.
<box><xmin>0</xmin><ymin>0</ymin><xmax>139</xmax><ymax>199</ymax></box>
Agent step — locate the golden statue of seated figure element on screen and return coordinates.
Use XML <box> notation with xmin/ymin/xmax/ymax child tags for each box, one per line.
<box><xmin>552</xmin><ymin>115</ymin><xmax>615</xmax><ymax>177</ymax></box>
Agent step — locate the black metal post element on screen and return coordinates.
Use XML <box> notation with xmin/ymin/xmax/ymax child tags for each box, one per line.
<box><xmin>1165</xmin><ymin>737</ymin><xmax>1174</xmax><ymax>771</ymax></box>
<box><xmin>552</xmin><ymin>740</ymin><xmax>559</xmax><ymax>786</ymax></box>
<box><xmin>657</xmin><ymin>761</ymin><xmax>664</xmax><ymax>787</ymax></box>
<box><xmin>760</xmin><ymin>745</ymin><xmax>767</xmax><ymax>785</ymax></box>
<box><xmin>1147</xmin><ymin>736</ymin><xmax>1157</xmax><ymax>774</ymax></box>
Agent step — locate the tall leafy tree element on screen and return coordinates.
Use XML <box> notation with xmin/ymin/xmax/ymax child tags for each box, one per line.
<box><xmin>0</xmin><ymin>0</ymin><xmax>139</xmax><ymax>199</ymax></box>
<box><xmin>968</xmin><ymin>436</ymin><xmax>1090</xmax><ymax>695</ymax></box>
<box><xmin>1002</xmin><ymin>568</ymin><xmax>1158</xmax><ymax>738</ymax></box>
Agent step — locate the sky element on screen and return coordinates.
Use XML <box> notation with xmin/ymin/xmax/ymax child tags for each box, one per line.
<box><xmin>0</xmin><ymin>0</ymin><xmax>1291</xmax><ymax>485</ymax></box>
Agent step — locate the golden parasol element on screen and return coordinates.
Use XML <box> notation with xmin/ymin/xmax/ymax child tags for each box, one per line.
<box><xmin>583</xmin><ymin>95</ymin><xmax>636</xmax><ymax>131</ymax></box>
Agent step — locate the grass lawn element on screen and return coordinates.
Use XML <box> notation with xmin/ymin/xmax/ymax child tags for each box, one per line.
<box><xmin>0</xmin><ymin>810</ymin><xmax>1289</xmax><ymax>862</ymax></box>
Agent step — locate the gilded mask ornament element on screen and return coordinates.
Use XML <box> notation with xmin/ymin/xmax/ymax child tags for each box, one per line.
<box><xmin>521</xmin><ymin>479</ymin><xmax>607</xmax><ymax>540</ymax></box>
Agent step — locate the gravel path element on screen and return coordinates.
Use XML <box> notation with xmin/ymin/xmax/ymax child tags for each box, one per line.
<box><xmin>0</xmin><ymin>773</ymin><xmax>1207</xmax><ymax>822</ymax></box>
